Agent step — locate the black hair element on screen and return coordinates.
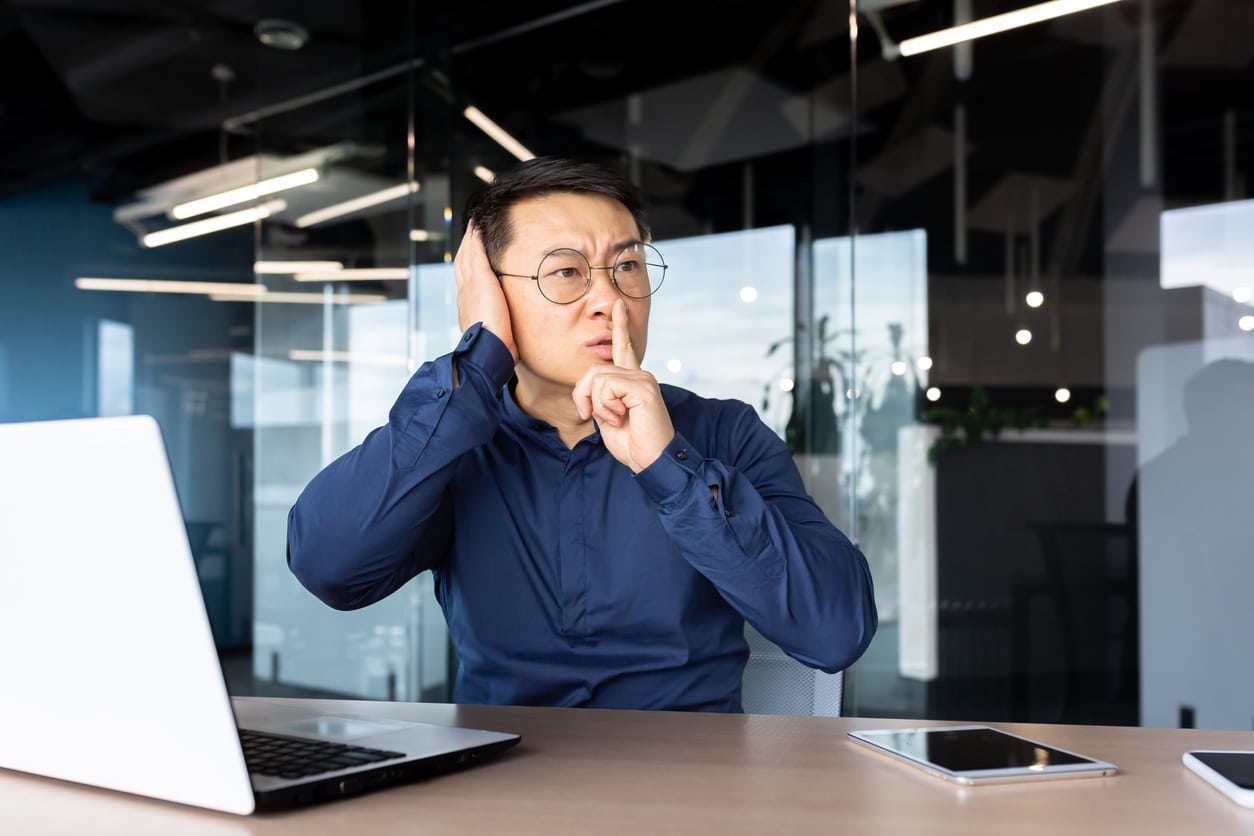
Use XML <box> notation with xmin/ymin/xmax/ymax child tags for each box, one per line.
<box><xmin>463</xmin><ymin>156</ymin><xmax>651</xmax><ymax>264</ymax></box>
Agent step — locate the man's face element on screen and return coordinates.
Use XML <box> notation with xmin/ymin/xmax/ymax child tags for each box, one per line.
<box><xmin>496</xmin><ymin>192</ymin><xmax>651</xmax><ymax>397</ymax></box>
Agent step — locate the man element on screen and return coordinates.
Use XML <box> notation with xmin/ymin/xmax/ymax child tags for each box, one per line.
<box><xmin>287</xmin><ymin>156</ymin><xmax>877</xmax><ymax>712</ymax></box>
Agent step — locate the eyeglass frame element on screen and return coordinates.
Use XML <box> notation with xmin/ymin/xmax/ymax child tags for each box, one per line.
<box><xmin>493</xmin><ymin>242</ymin><xmax>668</xmax><ymax>305</ymax></box>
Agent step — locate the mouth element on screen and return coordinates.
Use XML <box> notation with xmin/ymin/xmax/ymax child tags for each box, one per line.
<box><xmin>586</xmin><ymin>335</ymin><xmax>614</xmax><ymax>360</ymax></box>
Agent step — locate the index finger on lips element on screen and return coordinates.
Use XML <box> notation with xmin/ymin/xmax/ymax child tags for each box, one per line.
<box><xmin>612</xmin><ymin>299</ymin><xmax>641</xmax><ymax>370</ymax></box>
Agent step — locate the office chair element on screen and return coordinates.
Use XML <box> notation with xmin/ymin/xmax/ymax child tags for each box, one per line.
<box><xmin>740</xmin><ymin>623</ymin><xmax>844</xmax><ymax>716</ymax></box>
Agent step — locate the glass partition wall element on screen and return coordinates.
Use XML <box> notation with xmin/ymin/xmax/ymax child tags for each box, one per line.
<box><xmin>854</xmin><ymin>0</ymin><xmax>1253</xmax><ymax>727</ymax></box>
<box><xmin>244</xmin><ymin>63</ymin><xmax>444</xmax><ymax>700</ymax></box>
<box><xmin>229</xmin><ymin>0</ymin><xmax>1252</xmax><ymax>728</ymax></box>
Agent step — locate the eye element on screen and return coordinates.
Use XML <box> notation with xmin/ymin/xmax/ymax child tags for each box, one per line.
<box><xmin>541</xmin><ymin>249</ymin><xmax>589</xmax><ymax>282</ymax></box>
<box><xmin>616</xmin><ymin>256</ymin><xmax>643</xmax><ymax>274</ymax></box>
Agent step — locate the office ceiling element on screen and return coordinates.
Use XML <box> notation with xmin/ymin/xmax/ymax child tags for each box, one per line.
<box><xmin>0</xmin><ymin>0</ymin><xmax>416</xmax><ymax>201</ymax></box>
<box><xmin>0</xmin><ymin>0</ymin><xmax>861</xmax><ymax>201</ymax></box>
<box><xmin>0</xmin><ymin>0</ymin><xmax>1248</xmax><ymax>272</ymax></box>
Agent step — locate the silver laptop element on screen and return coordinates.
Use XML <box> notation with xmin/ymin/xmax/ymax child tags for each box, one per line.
<box><xmin>0</xmin><ymin>414</ymin><xmax>520</xmax><ymax>815</ymax></box>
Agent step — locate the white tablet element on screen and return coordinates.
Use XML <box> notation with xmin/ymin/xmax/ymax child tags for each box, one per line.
<box><xmin>848</xmin><ymin>724</ymin><xmax>1119</xmax><ymax>785</ymax></box>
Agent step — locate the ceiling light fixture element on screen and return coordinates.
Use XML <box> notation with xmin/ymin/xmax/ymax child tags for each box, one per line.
<box><xmin>75</xmin><ymin>278</ymin><xmax>385</xmax><ymax>306</ymax></box>
<box><xmin>463</xmin><ymin>106</ymin><xmax>535</xmax><ymax>161</ymax></box>
<box><xmin>141</xmin><ymin>200</ymin><xmax>285</xmax><ymax>248</ymax></box>
<box><xmin>294</xmin><ymin>182</ymin><xmax>418</xmax><ymax>229</ymax></box>
<box><xmin>896</xmin><ymin>0</ymin><xmax>1123</xmax><ymax>57</ymax></box>
<box><xmin>75</xmin><ymin>278</ymin><xmax>267</xmax><ymax>296</ymax></box>
<box><xmin>291</xmin><ymin>268</ymin><xmax>410</xmax><ymax>282</ymax></box>
<box><xmin>209</xmin><ymin>291</ymin><xmax>387</xmax><ymax>305</ymax></box>
<box><xmin>254</xmin><ymin>260</ymin><xmax>344</xmax><ymax>274</ymax></box>
<box><xmin>171</xmin><ymin>168</ymin><xmax>318</xmax><ymax>219</ymax></box>
<box><xmin>287</xmin><ymin>349</ymin><xmax>408</xmax><ymax>365</ymax></box>
<box><xmin>113</xmin><ymin>144</ymin><xmax>357</xmax><ymax>225</ymax></box>
<box><xmin>473</xmin><ymin>165</ymin><xmax>496</xmax><ymax>183</ymax></box>
<box><xmin>254</xmin><ymin>19</ymin><xmax>310</xmax><ymax>51</ymax></box>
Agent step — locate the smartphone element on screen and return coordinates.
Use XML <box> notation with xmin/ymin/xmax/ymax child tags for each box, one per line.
<box><xmin>1183</xmin><ymin>750</ymin><xmax>1254</xmax><ymax>807</ymax></box>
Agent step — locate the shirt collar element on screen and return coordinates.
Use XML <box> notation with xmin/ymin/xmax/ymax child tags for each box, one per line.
<box><xmin>501</xmin><ymin>379</ymin><xmax>536</xmax><ymax>429</ymax></box>
<box><xmin>501</xmin><ymin>379</ymin><xmax>603</xmax><ymax>448</ymax></box>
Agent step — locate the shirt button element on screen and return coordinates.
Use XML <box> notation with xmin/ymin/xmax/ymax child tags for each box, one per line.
<box><xmin>676</xmin><ymin>449</ymin><xmax>688</xmax><ymax>460</ymax></box>
<box><xmin>463</xmin><ymin>332</ymin><xmax>473</xmax><ymax>342</ymax></box>
<box><xmin>724</xmin><ymin>509</ymin><xmax>734</xmax><ymax>518</ymax></box>
<box><xmin>435</xmin><ymin>389</ymin><xmax>446</xmax><ymax>399</ymax></box>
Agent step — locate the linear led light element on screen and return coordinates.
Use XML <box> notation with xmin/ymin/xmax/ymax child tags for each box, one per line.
<box><xmin>287</xmin><ymin>349</ymin><xmax>408</xmax><ymax>365</ymax></box>
<box><xmin>896</xmin><ymin>0</ymin><xmax>1123</xmax><ymax>57</ymax></box>
<box><xmin>409</xmin><ymin>229</ymin><xmax>446</xmax><ymax>242</ymax></box>
<box><xmin>74</xmin><ymin>277</ymin><xmax>385</xmax><ymax>304</ymax></box>
<box><xmin>171</xmin><ymin>167</ymin><xmax>318</xmax><ymax>219</ymax></box>
<box><xmin>254</xmin><ymin>260</ymin><xmax>344</xmax><ymax>274</ymax></box>
<box><xmin>463</xmin><ymin>106</ymin><xmax>535</xmax><ymax>162</ymax></box>
<box><xmin>473</xmin><ymin>164</ymin><xmax>496</xmax><ymax>183</ymax></box>
<box><xmin>292</xmin><ymin>267</ymin><xmax>410</xmax><ymax>282</ymax></box>
<box><xmin>209</xmin><ymin>291</ymin><xmax>387</xmax><ymax>305</ymax></box>
<box><xmin>294</xmin><ymin>182</ymin><xmax>418</xmax><ymax>229</ymax></box>
<box><xmin>75</xmin><ymin>277</ymin><xmax>267</xmax><ymax>296</ymax></box>
<box><xmin>141</xmin><ymin>200</ymin><xmax>286</xmax><ymax>248</ymax></box>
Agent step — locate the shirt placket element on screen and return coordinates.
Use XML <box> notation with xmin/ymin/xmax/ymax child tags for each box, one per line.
<box><xmin>556</xmin><ymin>443</ymin><xmax>591</xmax><ymax>638</ymax></box>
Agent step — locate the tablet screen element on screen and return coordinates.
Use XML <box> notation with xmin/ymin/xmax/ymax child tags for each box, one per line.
<box><xmin>867</xmin><ymin>726</ymin><xmax>1091</xmax><ymax>770</ymax></box>
<box><xmin>848</xmin><ymin>725</ymin><xmax>1117</xmax><ymax>784</ymax></box>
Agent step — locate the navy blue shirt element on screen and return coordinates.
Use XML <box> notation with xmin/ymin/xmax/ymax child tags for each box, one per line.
<box><xmin>287</xmin><ymin>323</ymin><xmax>877</xmax><ymax>711</ymax></box>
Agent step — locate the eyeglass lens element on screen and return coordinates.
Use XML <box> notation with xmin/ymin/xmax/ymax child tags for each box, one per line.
<box><xmin>536</xmin><ymin>244</ymin><xmax>666</xmax><ymax>303</ymax></box>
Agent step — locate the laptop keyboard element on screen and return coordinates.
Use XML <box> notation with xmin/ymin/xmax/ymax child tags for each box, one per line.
<box><xmin>240</xmin><ymin>728</ymin><xmax>406</xmax><ymax>779</ymax></box>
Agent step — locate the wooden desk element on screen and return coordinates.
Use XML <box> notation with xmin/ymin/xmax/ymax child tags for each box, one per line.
<box><xmin>5</xmin><ymin>698</ymin><xmax>1254</xmax><ymax>834</ymax></box>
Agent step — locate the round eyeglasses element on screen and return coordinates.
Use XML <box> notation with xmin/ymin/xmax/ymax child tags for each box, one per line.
<box><xmin>495</xmin><ymin>243</ymin><xmax>667</xmax><ymax>305</ymax></box>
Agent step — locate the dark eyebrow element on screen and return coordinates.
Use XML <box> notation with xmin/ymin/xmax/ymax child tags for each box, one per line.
<box><xmin>541</xmin><ymin>240</ymin><xmax>644</xmax><ymax>258</ymax></box>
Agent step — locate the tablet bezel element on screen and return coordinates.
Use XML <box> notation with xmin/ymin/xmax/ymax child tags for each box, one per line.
<box><xmin>848</xmin><ymin>724</ymin><xmax>1119</xmax><ymax>786</ymax></box>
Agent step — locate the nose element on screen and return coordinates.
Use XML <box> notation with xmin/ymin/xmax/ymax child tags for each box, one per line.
<box><xmin>583</xmin><ymin>265</ymin><xmax>620</xmax><ymax>313</ymax></box>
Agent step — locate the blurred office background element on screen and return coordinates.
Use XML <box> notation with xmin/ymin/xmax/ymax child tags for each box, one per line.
<box><xmin>1</xmin><ymin>0</ymin><xmax>1251</xmax><ymax>729</ymax></box>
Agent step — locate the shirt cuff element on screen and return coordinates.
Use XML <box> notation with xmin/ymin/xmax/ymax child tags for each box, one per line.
<box><xmin>454</xmin><ymin>322</ymin><xmax>515</xmax><ymax>392</ymax></box>
<box><xmin>635</xmin><ymin>433</ymin><xmax>706</xmax><ymax>506</ymax></box>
